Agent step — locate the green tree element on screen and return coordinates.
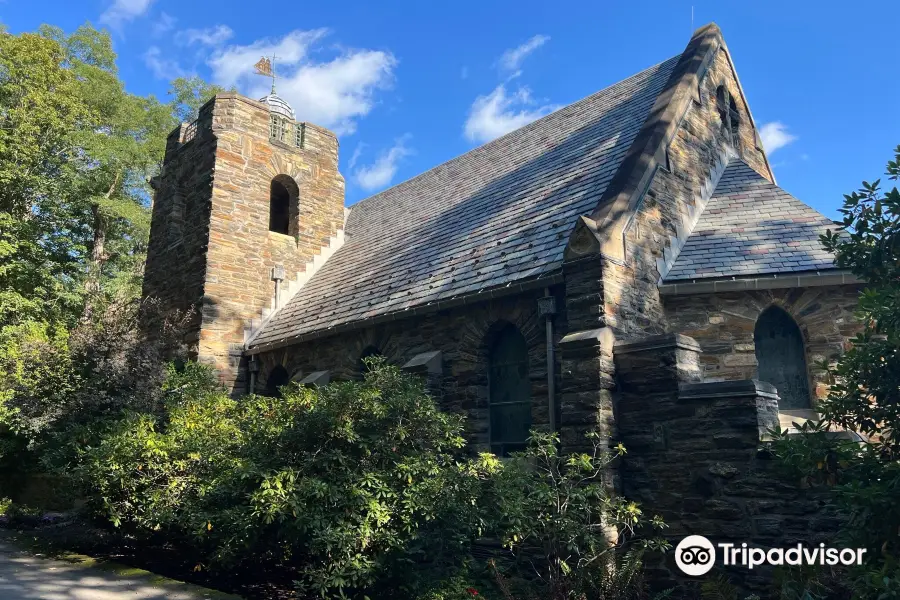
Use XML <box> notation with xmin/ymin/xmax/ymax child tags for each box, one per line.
<box><xmin>0</xmin><ymin>23</ymin><xmax>222</xmax><ymax>471</ymax></box>
<box><xmin>168</xmin><ymin>76</ymin><xmax>232</xmax><ymax>123</ymax></box>
<box><xmin>1</xmin><ymin>24</ymin><xmax>226</xmax><ymax>324</ymax></box>
<box><xmin>771</xmin><ymin>145</ymin><xmax>900</xmax><ymax>598</ymax></box>
<box><xmin>489</xmin><ymin>432</ymin><xmax>668</xmax><ymax>600</ymax></box>
<box><xmin>40</xmin><ymin>24</ymin><xmax>173</xmax><ymax>312</ymax></box>
<box><xmin>0</xmin><ymin>28</ymin><xmax>93</xmax><ymax>326</ymax></box>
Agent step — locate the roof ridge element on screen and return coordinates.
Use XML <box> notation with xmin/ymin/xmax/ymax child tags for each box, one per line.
<box><xmin>573</xmin><ymin>22</ymin><xmax>728</xmax><ymax>262</ymax></box>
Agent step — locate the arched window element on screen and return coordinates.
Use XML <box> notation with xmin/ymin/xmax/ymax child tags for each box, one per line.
<box><xmin>268</xmin><ymin>175</ymin><xmax>299</xmax><ymax>236</ymax></box>
<box><xmin>269</xmin><ymin>178</ymin><xmax>291</xmax><ymax>234</ymax></box>
<box><xmin>716</xmin><ymin>85</ymin><xmax>741</xmax><ymax>149</ymax></box>
<box><xmin>265</xmin><ymin>365</ymin><xmax>290</xmax><ymax>397</ymax></box>
<box><xmin>359</xmin><ymin>345</ymin><xmax>382</xmax><ymax>374</ymax></box>
<box><xmin>488</xmin><ymin>324</ymin><xmax>531</xmax><ymax>456</ymax></box>
<box><xmin>754</xmin><ymin>307</ymin><xmax>811</xmax><ymax>410</ymax></box>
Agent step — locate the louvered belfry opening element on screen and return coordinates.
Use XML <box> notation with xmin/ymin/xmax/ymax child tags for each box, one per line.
<box><xmin>716</xmin><ymin>85</ymin><xmax>741</xmax><ymax>149</ymax></box>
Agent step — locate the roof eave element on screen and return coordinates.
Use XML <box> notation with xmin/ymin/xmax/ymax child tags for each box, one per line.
<box><xmin>658</xmin><ymin>269</ymin><xmax>862</xmax><ymax>296</ymax></box>
<box><xmin>245</xmin><ymin>271</ymin><xmax>564</xmax><ymax>355</ymax></box>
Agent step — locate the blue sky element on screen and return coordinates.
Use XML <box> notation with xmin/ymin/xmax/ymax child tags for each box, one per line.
<box><xmin>3</xmin><ymin>0</ymin><xmax>898</xmax><ymax>216</ymax></box>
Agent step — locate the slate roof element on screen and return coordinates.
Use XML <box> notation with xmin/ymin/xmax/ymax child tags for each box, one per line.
<box><xmin>249</xmin><ymin>55</ymin><xmax>681</xmax><ymax>348</ymax></box>
<box><xmin>664</xmin><ymin>160</ymin><xmax>839</xmax><ymax>282</ymax></box>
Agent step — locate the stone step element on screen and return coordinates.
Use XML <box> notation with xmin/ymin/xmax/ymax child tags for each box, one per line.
<box><xmin>243</xmin><ymin>225</ymin><xmax>347</xmax><ymax>346</ymax></box>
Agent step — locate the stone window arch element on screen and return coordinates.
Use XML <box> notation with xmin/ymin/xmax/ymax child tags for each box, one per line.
<box><xmin>269</xmin><ymin>175</ymin><xmax>299</xmax><ymax>235</ymax></box>
<box><xmin>716</xmin><ymin>85</ymin><xmax>741</xmax><ymax>150</ymax></box>
<box><xmin>265</xmin><ymin>365</ymin><xmax>290</xmax><ymax>397</ymax></box>
<box><xmin>754</xmin><ymin>306</ymin><xmax>811</xmax><ymax>409</ymax></box>
<box><xmin>488</xmin><ymin>323</ymin><xmax>532</xmax><ymax>456</ymax></box>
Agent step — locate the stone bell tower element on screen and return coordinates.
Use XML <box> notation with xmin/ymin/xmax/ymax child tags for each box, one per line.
<box><xmin>143</xmin><ymin>91</ymin><xmax>346</xmax><ymax>394</ymax></box>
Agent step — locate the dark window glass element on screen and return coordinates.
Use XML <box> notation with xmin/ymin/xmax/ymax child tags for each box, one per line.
<box><xmin>754</xmin><ymin>307</ymin><xmax>811</xmax><ymax>410</ymax></box>
<box><xmin>269</xmin><ymin>179</ymin><xmax>290</xmax><ymax>234</ymax></box>
<box><xmin>488</xmin><ymin>325</ymin><xmax>531</xmax><ymax>456</ymax></box>
<box><xmin>716</xmin><ymin>85</ymin><xmax>741</xmax><ymax>149</ymax></box>
<box><xmin>265</xmin><ymin>365</ymin><xmax>290</xmax><ymax>397</ymax></box>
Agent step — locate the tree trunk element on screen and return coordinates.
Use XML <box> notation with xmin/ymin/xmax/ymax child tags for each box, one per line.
<box><xmin>81</xmin><ymin>172</ymin><xmax>118</xmax><ymax>321</ymax></box>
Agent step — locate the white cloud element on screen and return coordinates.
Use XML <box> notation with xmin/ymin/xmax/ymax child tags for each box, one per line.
<box><xmin>206</xmin><ymin>29</ymin><xmax>396</xmax><ymax>135</ymax></box>
<box><xmin>348</xmin><ymin>142</ymin><xmax>366</xmax><ymax>170</ymax></box>
<box><xmin>354</xmin><ymin>137</ymin><xmax>412</xmax><ymax>191</ymax></box>
<box><xmin>144</xmin><ymin>46</ymin><xmax>185</xmax><ymax>79</ymax></box>
<box><xmin>99</xmin><ymin>0</ymin><xmax>154</xmax><ymax>28</ymax></box>
<box><xmin>464</xmin><ymin>84</ymin><xmax>557</xmax><ymax>143</ymax></box>
<box><xmin>759</xmin><ymin>122</ymin><xmax>797</xmax><ymax>155</ymax></box>
<box><xmin>151</xmin><ymin>12</ymin><xmax>176</xmax><ymax>37</ymax></box>
<box><xmin>182</xmin><ymin>25</ymin><xmax>234</xmax><ymax>46</ymax></box>
<box><xmin>497</xmin><ymin>34</ymin><xmax>550</xmax><ymax>72</ymax></box>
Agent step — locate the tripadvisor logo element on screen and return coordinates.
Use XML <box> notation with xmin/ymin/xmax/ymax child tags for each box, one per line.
<box><xmin>675</xmin><ymin>535</ymin><xmax>867</xmax><ymax>577</ymax></box>
<box><xmin>675</xmin><ymin>535</ymin><xmax>716</xmax><ymax>576</ymax></box>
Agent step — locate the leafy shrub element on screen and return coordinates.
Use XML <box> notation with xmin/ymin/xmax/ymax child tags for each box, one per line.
<box><xmin>489</xmin><ymin>432</ymin><xmax>669</xmax><ymax>600</ymax></box>
<box><xmin>74</xmin><ymin>358</ymin><xmax>668</xmax><ymax>599</ymax></box>
<box><xmin>770</xmin><ymin>145</ymin><xmax>900</xmax><ymax>599</ymax></box>
<box><xmin>0</xmin><ymin>297</ymin><xmax>192</xmax><ymax>473</ymax></box>
<box><xmin>0</xmin><ymin>320</ymin><xmax>73</xmax><ymax>470</ymax></box>
<box><xmin>76</xmin><ymin>358</ymin><xmax>496</xmax><ymax>598</ymax></box>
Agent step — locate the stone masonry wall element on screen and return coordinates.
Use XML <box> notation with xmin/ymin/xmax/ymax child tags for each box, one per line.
<box><xmin>604</xmin><ymin>45</ymin><xmax>771</xmax><ymax>341</ymax></box>
<box><xmin>558</xmin><ymin>256</ymin><xmax>618</xmax><ymax>454</ymax></box>
<box><xmin>664</xmin><ymin>285</ymin><xmax>862</xmax><ymax>403</ymax></box>
<box><xmin>144</xmin><ymin>111</ymin><xmax>218</xmax><ymax>351</ymax></box>
<box><xmin>145</xmin><ymin>93</ymin><xmax>346</xmax><ymax>395</ymax></box>
<box><xmin>615</xmin><ymin>334</ymin><xmax>842</xmax><ymax>597</ymax></box>
<box><xmin>256</xmin><ymin>287</ymin><xmax>564</xmax><ymax>451</ymax></box>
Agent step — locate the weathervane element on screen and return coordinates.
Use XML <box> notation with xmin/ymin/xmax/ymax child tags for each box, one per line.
<box><xmin>254</xmin><ymin>54</ymin><xmax>278</xmax><ymax>93</ymax></box>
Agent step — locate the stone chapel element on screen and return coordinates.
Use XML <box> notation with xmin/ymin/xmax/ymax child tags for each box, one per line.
<box><xmin>145</xmin><ymin>22</ymin><xmax>862</xmax><ymax>443</ymax></box>
<box><xmin>144</xmin><ymin>24</ymin><xmax>862</xmax><ymax>588</ymax></box>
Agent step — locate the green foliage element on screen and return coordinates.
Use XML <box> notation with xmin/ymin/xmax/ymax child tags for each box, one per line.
<box><xmin>0</xmin><ymin>297</ymin><xmax>192</xmax><ymax>472</ymax></box>
<box><xmin>818</xmin><ymin>145</ymin><xmax>900</xmax><ymax>444</ymax></box>
<box><xmin>699</xmin><ymin>574</ymin><xmax>760</xmax><ymax>600</ymax></box>
<box><xmin>0</xmin><ymin>321</ymin><xmax>73</xmax><ymax>469</ymax></box>
<box><xmin>770</xmin><ymin>145</ymin><xmax>900</xmax><ymax>598</ymax></box>
<box><xmin>490</xmin><ymin>432</ymin><xmax>668</xmax><ymax>599</ymax></box>
<box><xmin>0</xmin><ymin>30</ymin><xmax>93</xmax><ymax>326</ymax></box>
<box><xmin>0</xmin><ymin>22</ymin><xmax>223</xmax><ymax>475</ymax></box>
<box><xmin>75</xmin><ymin>358</ymin><xmax>494</xmax><ymax>598</ymax></box>
<box><xmin>72</xmin><ymin>360</ymin><xmax>667</xmax><ymax>599</ymax></box>
<box><xmin>39</xmin><ymin>24</ymin><xmax>174</xmax><ymax>311</ymax></box>
<box><xmin>169</xmin><ymin>76</ymin><xmax>233</xmax><ymax>122</ymax></box>
<box><xmin>0</xmin><ymin>24</ymin><xmax>226</xmax><ymax>327</ymax></box>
